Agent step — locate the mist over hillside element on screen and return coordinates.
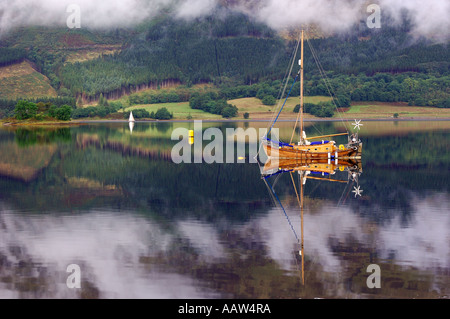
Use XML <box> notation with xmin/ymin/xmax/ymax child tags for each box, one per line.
<box><xmin>1</xmin><ymin>0</ymin><xmax>449</xmax><ymax>41</ymax></box>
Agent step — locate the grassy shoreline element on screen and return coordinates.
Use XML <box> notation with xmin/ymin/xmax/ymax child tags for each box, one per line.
<box><xmin>3</xmin><ymin>117</ymin><xmax>450</xmax><ymax>127</ymax></box>
<box><xmin>2</xmin><ymin>99</ymin><xmax>450</xmax><ymax>126</ymax></box>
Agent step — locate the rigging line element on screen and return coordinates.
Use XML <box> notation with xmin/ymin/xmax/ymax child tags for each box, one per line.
<box><xmin>339</xmin><ymin>178</ymin><xmax>355</xmax><ymax>206</ymax></box>
<box><xmin>289</xmin><ymin>172</ymin><xmax>302</xmax><ymax>211</ymax></box>
<box><xmin>306</xmin><ymin>176</ymin><xmax>324</xmax><ymax>197</ymax></box>
<box><xmin>265</xmin><ymin>178</ymin><xmax>300</xmax><ymax>242</ymax></box>
<box><xmin>271</xmin><ymin>171</ymin><xmax>283</xmax><ymax>189</ymax></box>
<box><xmin>277</xmin><ymin>35</ymin><xmax>300</xmax><ymax>102</ymax></box>
<box><xmin>262</xmin><ymin>177</ymin><xmax>278</xmax><ymax>206</ymax></box>
<box><xmin>337</xmin><ymin>180</ymin><xmax>349</xmax><ymax>207</ymax></box>
<box><xmin>266</xmin><ymin>33</ymin><xmax>302</xmax><ymax>134</ymax></box>
<box><xmin>266</xmin><ymin>73</ymin><xmax>299</xmax><ymax>138</ymax></box>
<box><xmin>337</xmin><ymin>171</ymin><xmax>353</xmax><ymax>206</ymax></box>
<box><xmin>307</xmin><ymin>39</ymin><xmax>335</xmax><ymax>105</ymax></box>
<box><xmin>308</xmin><ymin>41</ymin><xmax>336</xmax><ymax>108</ymax></box>
<box><xmin>269</xmin><ymin>68</ymin><xmax>291</xmax><ymax>128</ymax></box>
<box><xmin>289</xmin><ymin>172</ymin><xmax>303</xmax><ymax>247</ymax></box>
<box><xmin>306</xmin><ymin>37</ymin><xmax>349</xmax><ymax>132</ymax></box>
<box><xmin>310</xmin><ymin>45</ymin><xmax>349</xmax><ymax>133</ymax></box>
<box><xmin>258</xmin><ymin>31</ymin><xmax>302</xmax><ymax>159</ymax></box>
<box><xmin>310</xmin><ymin>121</ymin><xmax>325</xmax><ymax>136</ymax></box>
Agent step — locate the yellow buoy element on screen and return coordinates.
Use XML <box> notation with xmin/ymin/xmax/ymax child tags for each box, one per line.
<box><xmin>339</xmin><ymin>144</ymin><xmax>345</xmax><ymax>151</ymax></box>
<box><xmin>188</xmin><ymin>130</ymin><xmax>194</xmax><ymax>137</ymax></box>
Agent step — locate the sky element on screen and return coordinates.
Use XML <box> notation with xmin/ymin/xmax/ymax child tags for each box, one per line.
<box><xmin>0</xmin><ymin>0</ymin><xmax>448</xmax><ymax>41</ymax></box>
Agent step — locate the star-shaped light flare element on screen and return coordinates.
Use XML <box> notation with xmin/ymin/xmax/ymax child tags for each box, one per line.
<box><xmin>352</xmin><ymin>185</ymin><xmax>363</xmax><ymax>197</ymax></box>
<box><xmin>352</xmin><ymin>119</ymin><xmax>363</xmax><ymax>131</ymax></box>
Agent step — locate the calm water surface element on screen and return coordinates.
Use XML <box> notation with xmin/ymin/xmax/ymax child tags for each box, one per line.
<box><xmin>0</xmin><ymin>120</ymin><xmax>448</xmax><ymax>299</ymax></box>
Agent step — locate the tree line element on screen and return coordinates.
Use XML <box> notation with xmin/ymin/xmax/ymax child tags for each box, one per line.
<box><xmin>0</xmin><ymin>97</ymin><xmax>76</xmax><ymax>119</ymax></box>
<box><xmin>189</xmin><ymin>92</ymin><xmax>238</xmax><ymax>118</ymax></box>
<box><xmin>13</xmin><ymin>100</ymin><xmax>72</xmax><ymax>121</ymax></box>
<box><xmin>0</xmin><ymin>48</ymin><xmax>27</xmax><ymax>67</ymax></box>
<box><xmin>124</xmin><ymin>107</ymin><xmax>173</xmax><ymax>120</ymax></box>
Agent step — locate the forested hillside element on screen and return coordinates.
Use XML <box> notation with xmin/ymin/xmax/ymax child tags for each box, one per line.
<box><xmin>59</xmin><ymin>13</ymin><xmax>284</xmax><ymax>101</ymax></box>
<box><xmin>0</xmin><ymin>10</ymin><xmax>449</xmax><ymax>118</ymax></box>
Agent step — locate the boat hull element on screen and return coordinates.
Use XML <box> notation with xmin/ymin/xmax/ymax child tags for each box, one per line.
<box><xmin>262</xmin><ymin>142</ymin><xmax>362</xmax><ymax>160</ymax></box>
<box><xmin>261</xmin><ymin>153</ymin><xmax>363</xmax><ymax>179</ymax></box>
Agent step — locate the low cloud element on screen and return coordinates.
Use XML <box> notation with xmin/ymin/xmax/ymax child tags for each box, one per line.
<box><xmin>0</xmin><ymin>0</ymin><xmax>448</xmax><ymax>41</ymax></box>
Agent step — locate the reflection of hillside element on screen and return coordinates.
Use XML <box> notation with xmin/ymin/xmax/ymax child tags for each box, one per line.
<box><xmin>63</xmin><ymin>177</ymin><xmax>123</xmax><ymax>207</ymax></box>
<box><xmin>337</xmin><ymin>120</ymin><xmax>450</xmax><ymax>137</ymax></box>
<box><xmin>270</xmin><ymin>120</ymin><xmax>450</xmax><ymax>141</ymax></box>
<box><xmin>0</xmin><ymin>142</ymin><xmax>57</xmax><ymax>181</ymax></box>
<box><xmin>76</xmin><ymin>134</ymin><xmax>172</xmax><ymax>161</ymax></box>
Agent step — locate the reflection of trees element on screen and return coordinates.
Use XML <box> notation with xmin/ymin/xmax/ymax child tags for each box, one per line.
<box><xmin>363</xmin><ymin>131</ymin><xmax>450</xmax><ymax>168</ymax></box>
<box><xmin>151</xmin><ymin>122</ymin><xmax>173</xmax><ymax>134</ymax></box>
<box><xmin>15</xmin><ymin>129</ymin><xmax>37</xmax><ymax>147</ymax></box>
<box><xmin>1</xmin><ymin>124</ymin><xmax>449</xmax><ymax>225</ymax></box>
<box><xmin>15</xmin><ymin>128</ymin><xmax>71</xmax><ymax>147</ymax></box>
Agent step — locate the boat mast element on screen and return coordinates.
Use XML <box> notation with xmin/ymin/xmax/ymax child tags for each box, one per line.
<box><xmin>290</xmin><ymin>171</ymin><xmax>305</xmax><ymax>285</ymax></box>
<box><xmin>291</xmin><ymin>30</ymin><xmax>305</xmax><ymax>145</ymax></box>
<box><xmin>299</xmin><ymin>29</ymin><xmax>304</xmax><ymax>144</ymax></box>
<box><xmin>300</xmin><ymin>172</ymin><xmax>305</xmax><ymax>285</ymax></box>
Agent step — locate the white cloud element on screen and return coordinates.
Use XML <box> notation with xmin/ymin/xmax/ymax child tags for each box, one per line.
<box><xmin>0</xmin><ymin>0</ymin><xmax>448</xmax><ymax>40</ymax></box>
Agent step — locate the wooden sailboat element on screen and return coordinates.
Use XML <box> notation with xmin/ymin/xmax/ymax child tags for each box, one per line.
<box><xmin>262</xmin><ymin>30</ymin><xmax>362</xmax><ymax>161</ymax></box>
<box><xmin>260</xmin><ymin>29</ymin><xmax>365</xmax><ymax>281</ymax></box>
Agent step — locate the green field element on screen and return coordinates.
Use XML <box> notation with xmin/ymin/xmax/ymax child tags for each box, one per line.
<box><xmin>227</xmin><ymin>96</ymin><xmax>333</xmax><ymax>120</ymax></box>
<box><xmin>230</xmin><ymin>96</ymin><xmax>332</xmax><ymax>112</ymax></box>
<box><xmin>341</xmin><ymin>102</ymin><xmax>450</xmax><ymax>119</ymax></box>
<box><xmin>123</xmin><ymin>96</ymin><xmax>335</xmax><ymax>120</ymax></box>
<box><xmin>125</xmin><ymin>102</ymin><xmax>223</xmax><ymax>120</ymax></box>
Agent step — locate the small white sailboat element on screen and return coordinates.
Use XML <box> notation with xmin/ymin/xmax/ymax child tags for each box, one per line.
<box><xmin>128</xmin><ymin>111</ymin><xmax>135</xmax><ymax>134</ymax></box>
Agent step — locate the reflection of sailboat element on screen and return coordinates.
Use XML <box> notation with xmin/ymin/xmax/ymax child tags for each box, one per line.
<box><xmin>262</xmin><ymin>157</ymin><xmax>362</xmax><ymax>181</ymax></box>
<box><xmin>262</xmin><ymin>29</ymin><xmax>363</xmax><ymax>161</ymax></box>
<box><xmin>129</xmin><ymin>121</ymin><xmax>135</xmax><ymax>134</ymax></box>
<box><xmin>261</xmin><ymin>156</ymin><xmax>363</xmax><ymax>285</ymax></box>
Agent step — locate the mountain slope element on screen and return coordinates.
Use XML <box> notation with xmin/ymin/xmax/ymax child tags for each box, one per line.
<box><xmin>0</xmin><ymin>60</ymin><xmax>57</xmax><ymax>100</ymax></box>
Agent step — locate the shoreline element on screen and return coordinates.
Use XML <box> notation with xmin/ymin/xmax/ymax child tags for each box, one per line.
<box><xmin>2</xmin><ymin>117</ymin><xmax>450</xmax><ymax>127</ymax></box>
<box><xmin>49</xmin><ymin>116</ymin><xmax>450</xmax><ymax>124</ymax></box>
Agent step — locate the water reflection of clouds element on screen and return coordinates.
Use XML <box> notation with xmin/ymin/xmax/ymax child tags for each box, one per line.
<box><xmin>0</xmin><ymin>207</ymin><xmax>220</xmax><ymax>299</ymax></box>
<box><xmin>256</xmin><ymin>204</ymin><xmax>366</xmax><ymax>273</ymax></box>
<box><xmin>257</xmin><ymin>193</ymin><xmax>450</xmax><ymax>274</ymax></box>
<box><xmin>377</xmin><ymin>193</ymin><xmax>450</xmax><ymax>270</ymax></box>
<box><xmin>177</xmin><ymin>220</ymin><xmax>226</xmax><ymax>260</ymax></box>
<box><xmin>0</xmin><ymin>192</ymin><xmax>448</xmax><ymax>298</ymax></box>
